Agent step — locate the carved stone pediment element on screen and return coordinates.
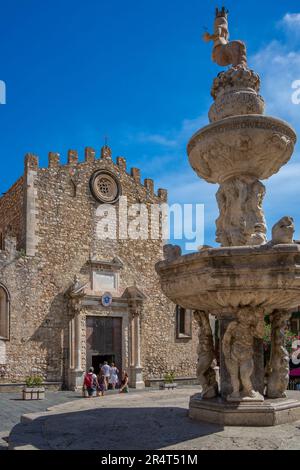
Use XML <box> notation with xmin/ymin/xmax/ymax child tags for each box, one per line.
<box><xmin>88</xmin><ymin>256</ymin><xmax>124</xmax><ymax>271</ymax></box>
<box><xmin>122</xmin><ymin>286</ymin><xmax>146</xmax><ymax>316</ymax></box>
<box><xmin>122</xmin><ymin>286</ymin><xmax>146</xmax><ymax>303</ymax></box>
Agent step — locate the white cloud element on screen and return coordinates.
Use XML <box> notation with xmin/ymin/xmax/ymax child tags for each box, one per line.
<box><xmin>281</xmin><ymin>13</ymin><xmax>300</xmax><ymax>27</ymax></box>
<box><xmin>136</xmin><ymin>133</ymin><xmax>177</xmax><ymax>147</ymax></box>
<box><xmin>251</xmin><ymin>41</ymin><xmax>300</xmax><ymax>125</ymax></box>
<box><xmin>250</xmin><ymin>25</ymin><xmax>300</xmax><ymax>238</ymax></box>
<box><xmin>129</xmin><ymin>114</ymin><xmax>207</xmax><ymax>151</ymax></box>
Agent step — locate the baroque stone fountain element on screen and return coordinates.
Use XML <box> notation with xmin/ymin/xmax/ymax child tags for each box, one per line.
<box><xmin>156</xmin><ymin>7</ymin><xmax>300</xmax><ymax>425</ymax></box>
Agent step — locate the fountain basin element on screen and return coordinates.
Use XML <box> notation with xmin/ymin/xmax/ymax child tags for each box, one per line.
<box><xmin>156</xmin><ymin>244</ymin><xmax>300</xmax><ymax>315</ymax></box>
<box><xmin>187</xmin><ymin>115</ymin><xmax>296</xmax><ymax>184</ymax></box>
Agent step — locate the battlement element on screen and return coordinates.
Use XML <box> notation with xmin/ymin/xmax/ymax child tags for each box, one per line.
<box><xmin>23</xmin><ymin>145</ymin><xmax>167</xmax><ymax>201</ymax></box>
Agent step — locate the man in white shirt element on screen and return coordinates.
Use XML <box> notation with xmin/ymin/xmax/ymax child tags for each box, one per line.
<box><xmin>101</xmin><ymin>361</ymin><xmax>111</xmax><ymax>390</ymax></box>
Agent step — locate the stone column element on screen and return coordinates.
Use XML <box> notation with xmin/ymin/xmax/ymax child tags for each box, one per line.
<box><xmin>68</xmin><ymin>317</ymin><xmax>75</xmax><ymax>369</ymax></box>
<box><xmin>74</xmin><ymin>312</ymin><xmax>82</xmax><ymax>372</ymax></box>
<box><xmin>134</xmin><ymin>312</ymin><xmax>142</xmax><ymax>368</ymax></box>
<box><xmin>129</xmin><ymin>306</ymin><xmax>145</xmax><ymax>389</ymax></box>
<box><xmin>67</xmin><ymin>300</ymin><xmax>84</xmax><ymax>390</ymax></box>
<box><xmin>129</xmin><ymin>313</ymin><xmax>135</xmax><ymax>368</ymax></box>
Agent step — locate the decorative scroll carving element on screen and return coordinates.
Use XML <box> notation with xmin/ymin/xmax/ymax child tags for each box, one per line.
<box><xmin>216</xmin><ymin>176</ymin><xmax>267</xmax><ymax>246</ymax></box>
<box><xmin>66</xmin><ymin>276</ymin><xmax>88</xmax><ymax>314</ymax></box>
<box><xmin>194</xmin><ymin>311</ymin><xmax>218</xmax><ymax>398</ymax></box>
<box><xmin>266</xmin><ymin>310</ymin><xmax>291</xmax><ymax>398</ymax></box>
<box><xmin>223</xmin><ymin>307</ymin><xmax>265</xmax><ymax>401</ymax></box>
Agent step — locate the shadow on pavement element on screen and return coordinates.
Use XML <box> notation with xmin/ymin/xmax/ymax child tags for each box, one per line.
<box><xmin>9</xmin><ymin>406</ymin><xmax>223</xmax><ymax>450</ymax></box>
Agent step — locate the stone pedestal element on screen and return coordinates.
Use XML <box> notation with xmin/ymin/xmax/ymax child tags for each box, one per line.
<box><xmin>69</xmin><ymin>369</ymin><xmax>84</xmax><ymax>391</ymax></box>
<box><xmin>189</xmin><ymin>393</ymin><xmax>300</xmax><ymax>426</ymax></box>
<box><xmin>130</xmin><ymin>366</ymin><xmax>145</xmax><ymax>389</ymax></box>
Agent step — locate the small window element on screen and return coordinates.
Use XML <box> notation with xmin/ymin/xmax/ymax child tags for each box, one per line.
<box><xmin>0</xmin><ymin>285</ymin><xmax>10</xmax><ymax>340</ymax></box>
<box><xmin>176</xmin><ymin>305</ymin><xmax>192</xmax><ymax>339</ymax></box>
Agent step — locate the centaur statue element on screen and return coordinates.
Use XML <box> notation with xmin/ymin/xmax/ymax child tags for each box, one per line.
<box><xmin>203</xmin><ymin>6</ymin><xmax>247</xmax><ymax>68</ymax></box>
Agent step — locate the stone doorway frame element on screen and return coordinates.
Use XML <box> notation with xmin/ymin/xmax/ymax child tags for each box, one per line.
<box><xmin>65</xmin><ymin>282</ymin><xmax>146</xmax><ymax>390</ymax></box>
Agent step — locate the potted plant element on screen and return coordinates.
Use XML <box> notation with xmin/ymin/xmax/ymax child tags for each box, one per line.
<box><xmin>159</xmin><ymin>371</ymin><xmax>177</xmax><ymax>390</ymax></box>
<box><xmin>23</xmin><ymin>375</ymin><xmax>45</xmax><ymax>400</ymax></box>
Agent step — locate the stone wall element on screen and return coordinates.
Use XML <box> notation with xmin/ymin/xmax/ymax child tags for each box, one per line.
<box><xmin>0</xmin><ymin>147</ymin><xmax>199</xmax><ymax>385</ymax></box>
<box><xmin>0</xmin><ymin>177</ymin><xmax>24</xmax><ymax>250</ymax></box>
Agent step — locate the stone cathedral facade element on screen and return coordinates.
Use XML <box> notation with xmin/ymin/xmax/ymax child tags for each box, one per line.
<box><xmin>0</xmin><ymin>145</ymin><xmax>198</xmax><ymax>390</ymax></box>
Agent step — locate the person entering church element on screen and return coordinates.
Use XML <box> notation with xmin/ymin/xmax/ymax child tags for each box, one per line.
<box><xmin>96</xmin><ymin>372</ymin><xmax>106</xmax><ymax>397</ymax></box>
<box><xmin>101</xmin><ymin>361</ymin><xmax>111</xmax><ymax>390</ymax></box>
<box><xmin>109</xmin><ymin>362</ymin><xmax>119</xmax><ymax>390</ymax></box>
<box><xmin>83</xmin><ymin>367</ymin><xmax>98</xmax><ymax>398</ymax></box>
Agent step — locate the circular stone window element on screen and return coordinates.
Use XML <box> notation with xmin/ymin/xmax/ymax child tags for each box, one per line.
<box><xmin>90</xmin><ymin>170</ymin><xmax>121</xmax><ymax>203</ymax></box>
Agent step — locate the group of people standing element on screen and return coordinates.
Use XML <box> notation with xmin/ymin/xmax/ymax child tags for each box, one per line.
<box><xmin>83</xmin><ymin>361</ymin><xmax>129</xmax><ymax>397</ymax></box>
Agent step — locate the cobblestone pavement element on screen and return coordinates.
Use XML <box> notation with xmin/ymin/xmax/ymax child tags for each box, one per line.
<box><xmin>0</xmin><ymin>390</ymin><xmax>82</xmax><ymax>449</ymax></box>
<box><xmin>7</xmin><ymin>388</ymin><xmax>300</xmax><ymax>450</ymax></box>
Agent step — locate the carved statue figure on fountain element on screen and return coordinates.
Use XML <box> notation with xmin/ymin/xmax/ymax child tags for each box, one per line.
<box><xmin>203</xmin><ymin>6</ymin><xmax>247</xmax><ymax>68</ymax></box>
<box><xmin>270</xmin><ymin>216</ymin><xmax>295</xmax><ymax>245</ymax></box>
<box><xmin>266</xmin><ymin>310</ymin><xmax>291</xmax><ymax>398</ymax></box>
<box><xmin>215</xmin><ymin>175</ymin><xmax>267</xmax><ymax>247</ymax></box>
<box><xmin>163</xmin><ymin>244</ymin><xmax>182</xmax><ymax>262</ymax></box>
<box><xmin>194</xmin><ymin>310</ymin><xmax>218</xmax><ymax>398</ymax></box>
<box><xmin>223</xmin><ymin>308</ymin><xmax>265</xmax><ymax>401</ymax></box>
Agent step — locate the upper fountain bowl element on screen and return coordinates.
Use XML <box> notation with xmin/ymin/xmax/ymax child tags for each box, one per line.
<box><xmin>187</xmin><ymin>115</ymin><xmax>296</xmax><ymax>184</ymax></box>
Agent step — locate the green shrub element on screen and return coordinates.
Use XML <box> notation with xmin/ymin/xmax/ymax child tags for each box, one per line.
<box><xmin>25</xmin><ymin>375</ymin><xmax>44</xmax><ymax>387</ymax></box>
<box><xmin>164</xmin><ymin>371</ymin><xmax>175</xmax><ymax>384</ymax></box>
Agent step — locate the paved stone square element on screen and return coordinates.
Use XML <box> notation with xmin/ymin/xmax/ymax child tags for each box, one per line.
<box><xmin>0</xmin><ymin>390</ymin><xmax>82</xmax><ymax>449</ymax></box>
<box><xmin>6</xmin><ymin>387</ymin><xmax>300</xmax><ymax>450</ymax></box>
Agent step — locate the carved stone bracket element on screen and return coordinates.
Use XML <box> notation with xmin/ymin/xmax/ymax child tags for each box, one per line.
<box><xmin>66</xmin><ymin>276</ymin><xmax>88</xmax><ymax>316</ymax></box>
<box><xmin>122</xmin><ymin>286</ymin><xmax>146</xmax><ymax>389</ymax></box>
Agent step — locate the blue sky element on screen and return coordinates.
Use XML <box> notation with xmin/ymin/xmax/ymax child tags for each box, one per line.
<box><xmin>0</xmin><ymin>0</ymin><xmax>300</xmax><ymax>249</ymax></box>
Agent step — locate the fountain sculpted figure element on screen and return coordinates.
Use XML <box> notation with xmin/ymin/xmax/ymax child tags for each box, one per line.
<box><xmin>163</xmin><ymin>244</ymin><xmax>182</xmax><ymax>261</ymax></box>
<box><xmin>194</xmin><ymin>311</ymin><xmax>218</xmax><ymax>398</ymax></box>
<box><xmin>270</xmin><ymin>216</ymin><xmax>295</xmax><ymax>245</ymax></box>
<box><xmin>203</xmin><ymin>6</ymin><xmax>247</xmax><ymax>68</ymax></box>
<box><xmin>266</xmin><ymin>310</ymin><xmax>291</xmax><ymax>398</ymax></box>
<box><xmin>223</xmin><ymin>308</ymin><xmax>264</xmax><ymax>401</ymax></box>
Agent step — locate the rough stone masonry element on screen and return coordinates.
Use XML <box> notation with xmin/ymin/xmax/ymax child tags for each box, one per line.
<box><xmin>0</xmin><ymin>145</ymin><xmax>199</xmax><ymax>389</ymax></box>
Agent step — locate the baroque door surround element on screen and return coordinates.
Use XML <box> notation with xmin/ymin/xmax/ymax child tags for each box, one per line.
<box><xmin>66</xmin><ymin>277</ymin><xmax>146</xmax><ymax>390</ymax></box>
